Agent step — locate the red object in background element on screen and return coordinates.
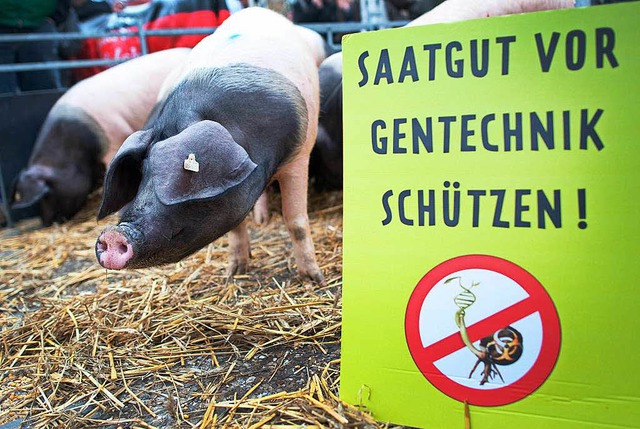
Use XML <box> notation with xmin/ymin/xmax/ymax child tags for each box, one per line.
<box><xmin>75</xmin><ymin>3</ymin><xmax>230</xmax><ymax>81</ymax></box>
<box><xmin>146</xmin><ymin>9</ymin><xmax>230</xmax><ymax>51</ymax></box>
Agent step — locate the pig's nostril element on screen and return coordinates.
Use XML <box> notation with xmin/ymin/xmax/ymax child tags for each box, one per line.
<box><xmin>97</xmin><ymin>240</ymin><xmax>107</xmax><ymax>252</ymax></box>
<box><xmin>118</xmin><ymin>243</ymin><xmax>129</xmax><ymax>254</ymax></box>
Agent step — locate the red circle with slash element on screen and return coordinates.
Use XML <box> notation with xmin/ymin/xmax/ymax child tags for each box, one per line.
<box><xmin>405</xmin><ymin>255</ymin><xmax>561</xmax><ymax>407</ymax></box>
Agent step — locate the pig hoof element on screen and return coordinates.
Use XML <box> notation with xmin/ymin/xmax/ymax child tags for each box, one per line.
<box><xmin>300</xmin><ymin>267</ymin><xmax>325</xmax><ymax>285</ymax></box>
<box><xmin>227</xmin><ymin>260</ymin><xmax>248</xmax><ymax>277</ymax></box>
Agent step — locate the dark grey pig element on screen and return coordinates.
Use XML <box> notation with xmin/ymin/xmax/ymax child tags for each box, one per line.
<box><xmin>95</xmin><ymin>7</ymin><xmax>325</xmax><ymax>283</ymax></box>
<box><xmin>11</xmin><ymin>48</ymin><xmax>190</xmax><ymax>226</ymax></box>
<box><xmin>310</xmin><ymin>52</ymin><xmax>343</xmax><ymax>191</ymax></box>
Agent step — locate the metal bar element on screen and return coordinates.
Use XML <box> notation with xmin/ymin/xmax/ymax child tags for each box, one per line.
<box><xmin>0</xmin><ymin>58</ymin><xmax>129</xmax><ymax>73</ymax></box>
<box><xmin>0</xmin><ymin>28</ymin><xmax>216</xmax><ymax>43</ymax></box>
<box><xmin>138</xmin><ymin>17</ymin><xmax>149</xmax><ymax>56</ymax></box>
<box><xmin>302</xmin><ymin>21</ymin><xmax>408</xmax><ymax>32</ymax></box>
<box><xmin>0</xmin><ymin>21</ymin><xmax>406</xmax><ymax>44</ymax></box>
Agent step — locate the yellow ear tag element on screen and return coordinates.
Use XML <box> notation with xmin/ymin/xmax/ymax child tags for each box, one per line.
<box><xmin>183</xmin><ymin>153</ymin><xmax>200</xmax><ymax>172</ymax></box>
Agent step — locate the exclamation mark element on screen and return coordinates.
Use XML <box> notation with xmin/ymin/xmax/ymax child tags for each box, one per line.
<box><xmin>577</xmin><ymin>189</ymin><xmax>587</xmax><ymax>229</ymax></box>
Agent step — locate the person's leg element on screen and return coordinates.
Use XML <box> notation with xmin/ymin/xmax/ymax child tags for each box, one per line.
<box><xmin>17</xmin><ymin>20</ymin><xmax>62</xmax><ymax>91</ymax></box>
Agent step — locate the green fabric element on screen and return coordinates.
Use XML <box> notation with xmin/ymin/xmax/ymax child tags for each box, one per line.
<box><xmin>0</xmin><ymin>0</ymin><xmax>57</xmax><ymax>28</ymax></box>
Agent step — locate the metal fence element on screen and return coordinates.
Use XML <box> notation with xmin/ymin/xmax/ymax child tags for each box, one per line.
<box><xmin>0</xmin><ymin>21</ymin><xmax>407</xmax><ymax>74</ymax></box>
<box><xmin>0</xmin><ymin>3</ymin><xmax>408</xmax><ymax>76</ymax></box>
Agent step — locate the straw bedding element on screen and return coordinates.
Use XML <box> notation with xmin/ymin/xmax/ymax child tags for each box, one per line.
<box><xmin>0</xmin><ymin>189</ymin><xmax>390</xmax><ymax>428</ymax></box>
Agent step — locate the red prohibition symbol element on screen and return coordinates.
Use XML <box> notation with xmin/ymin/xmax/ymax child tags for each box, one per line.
<box><xmin>405</xmin><ymin>255</ymin><xmax>561</xmax><ymax>407</ymax></box>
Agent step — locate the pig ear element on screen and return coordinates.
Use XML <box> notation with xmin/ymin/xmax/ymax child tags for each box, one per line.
<box><xmin>149</xmin><ymin>120</ymin><xmax>257</xmax><ymax>206</ymax></box>
<box><xmin>97</xmin><ymin>129</ymin><xmax>152</xmax><ymax>219</ymax></box>
<box><xmin>11</xmin><ymin>171</ymin><xmax>51</xmax><ymax>209</ymax></box>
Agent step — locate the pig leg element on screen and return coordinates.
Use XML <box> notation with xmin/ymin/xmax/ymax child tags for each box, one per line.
<box><xmin>277</xmin><ymin>156</ymin><xmax>324</xmax><ymax>284</ymax></box>
<box><xmin>252</xmin><ymin>189</ymin><xmax>270</xmax><ymax>225</ymax></box>
<box><xmin>227</xmin><ymin>218</ymin><xmax>251</xmax><ymax>275</ymax></box>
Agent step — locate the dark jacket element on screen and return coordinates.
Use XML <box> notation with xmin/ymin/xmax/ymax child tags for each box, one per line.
<box><xmin>0</xmin><ymin>0</ymin><xmax>71</xmax><ymax>28</ymax></box>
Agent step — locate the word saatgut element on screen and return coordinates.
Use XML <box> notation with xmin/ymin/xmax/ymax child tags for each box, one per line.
<box><xmin>357</xmin><ymin>27</ymin><xmax>618</xmax><ymax>86</ymax></box>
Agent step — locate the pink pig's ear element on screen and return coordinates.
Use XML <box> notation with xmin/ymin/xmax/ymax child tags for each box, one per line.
<box><xmin>149</xmin><ymin>120</ymin><xmax>257</xmax><ymax>206</ymax></box>
<box><xmin>98</xmin><ymin>129</ymin><xmax>152</xmax><ymax>220</ymax></box>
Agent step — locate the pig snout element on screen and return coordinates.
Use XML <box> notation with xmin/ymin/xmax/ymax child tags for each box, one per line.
<box><xmin>96</xmin><ymin>226</ymin><xmax>134</xmax><ymax>270</ymax></box>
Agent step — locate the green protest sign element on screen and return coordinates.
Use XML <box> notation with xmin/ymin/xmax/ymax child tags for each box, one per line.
<box><xmin>341</xmin><ymin>2</ymin><xmax>639</xmax><ymax>428</ymax></box>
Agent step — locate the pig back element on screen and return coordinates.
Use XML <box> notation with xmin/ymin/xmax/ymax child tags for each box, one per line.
<box><xmin>180</xmin><ymin>8</ymin><xmax>322</xmax><ymax>153</ymax></box>
<box><xmin>59</xmin><ymin>48</ymin><xmax>191</xmax><ymax>164</ymax></box>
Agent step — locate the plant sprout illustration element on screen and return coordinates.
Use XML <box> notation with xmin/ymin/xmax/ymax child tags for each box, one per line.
<box><xmin>446</xmin><ymin>276</ymin><xmax>524</xmax><ymax>385</ymax></box>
